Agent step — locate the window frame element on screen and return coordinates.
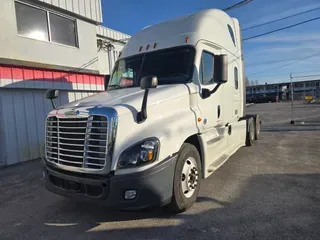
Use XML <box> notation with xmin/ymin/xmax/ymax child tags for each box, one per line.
<box><xmin>234</xmin><ymin>66</ymin><xmax>239</xmax><ymax>90</ymax></box>
<box><xmin>15</xmin><ymin>0</ymin><xmax>78</xmax><ymax>48</ymax></box>
<box><xmin>199</xmin><ymin>50</ymin><xmax>215</xmax><ymax>86</ymax></box>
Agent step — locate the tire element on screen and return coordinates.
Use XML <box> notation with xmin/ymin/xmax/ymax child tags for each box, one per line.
<box><xmin>253</xmin><ymin>114</ymin><xmax>261</xmax><ymax>140</ymax></box>
<box><xmin>246</xmin><ymin>117</ymin><xmax>255</xmax><ymax>146</ymax></box>
<box><xmin>246</xmin><ymin>114</ymin><xmax>261</xmax><ymax>140</ymax></box>
<box><xmin>168</xmin><ymin>143</ymin><xmax>202</xmax><ymax>213</ymax></box>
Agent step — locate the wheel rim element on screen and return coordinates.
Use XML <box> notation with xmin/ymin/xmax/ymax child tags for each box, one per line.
<box><xmin>181</xmin><ymin>157</ymin><xmax>199</xmax><ymax>198</ymax></box>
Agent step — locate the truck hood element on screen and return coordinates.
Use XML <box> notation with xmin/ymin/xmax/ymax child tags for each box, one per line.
<box><xmin>59</xmin><ymin>84</ymin><xmax>190</xmax><ymax>115</ymax></box>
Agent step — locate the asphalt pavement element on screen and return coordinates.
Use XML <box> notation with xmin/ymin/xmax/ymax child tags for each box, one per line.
<box><xmin>0</xmin><ymin>102</ymin><xmax>319</xmax><ymax>240</ymax></box>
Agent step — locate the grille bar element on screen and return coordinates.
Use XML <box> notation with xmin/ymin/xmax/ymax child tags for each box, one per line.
<box><xmin>57</xmin><ymin>159</ymin><xmax>83</xmax><ymax>165</ymax></box>
<box><xmin>46</xmin><ymin>116</ymin><xmax>108</xmax><ymax>170</ymax></box>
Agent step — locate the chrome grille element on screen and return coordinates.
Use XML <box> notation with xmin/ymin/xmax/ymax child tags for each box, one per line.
<box><xmin>46</xmin><ymin>116</ymin><xmax>108</xmax><ymax>169</ymax></box>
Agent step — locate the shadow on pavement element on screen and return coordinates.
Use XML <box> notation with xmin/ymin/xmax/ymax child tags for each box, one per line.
<box><xmin>40</xmin><ymin>173</ymin><xmax>320</xmax><ymax>240</ymax></box>
<box><xmin>262</xmin><ymin>128</ymin><xmax>320</xmax><ymax>132</ymax></box>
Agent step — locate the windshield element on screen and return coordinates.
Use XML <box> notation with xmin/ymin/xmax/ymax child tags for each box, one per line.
<box><xmin>108</xmin><ymin>46</ymin><xmax>195</xmax><ymax>90</ymax></box>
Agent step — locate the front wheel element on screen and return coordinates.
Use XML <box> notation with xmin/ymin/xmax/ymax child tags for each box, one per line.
<box><xmin>168</xmin><ymin>143</ymin><xmax>202</xmax><ymax>213</ymax></box>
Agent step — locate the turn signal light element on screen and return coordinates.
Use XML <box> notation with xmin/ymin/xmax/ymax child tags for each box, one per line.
<box><xmin>148</xmin><ymin>150</ymin><xmax>153</xmax><ymax>161</ymax></box>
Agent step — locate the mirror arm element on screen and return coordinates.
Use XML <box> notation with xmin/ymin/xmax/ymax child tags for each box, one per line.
<box><xmin>50</xmin><ymin>99</ymin><xmax>57</xmax><ymax>109</ymax></box>
<box><xmin>210</xmin><ymin>83</ymin><xmax>222</xmax><ymax>94</ymax></box>
<box><xmin>137</xmin><ymin>89</ymin><xmax>149</xmax><ymax>123</ymax></box>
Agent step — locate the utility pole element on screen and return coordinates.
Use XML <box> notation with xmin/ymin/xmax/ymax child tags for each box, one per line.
<box><xmin>224</xmin><ymin>0</ymin><xmax>253</xmax><ymax>11</ymax></box>
<box><xmin>290</xmin><ymin>73</ymin><xmax>295</xmax><ymax>124</ymax></box>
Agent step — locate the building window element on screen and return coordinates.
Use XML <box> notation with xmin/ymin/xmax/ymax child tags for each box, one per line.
<box><xmin>15</xmin><ymin>1</ymin><xmax>78</xmax><ymax>47</ymax></box>
<box><xmin>234</xmin><ymin>67</ymin><xmax>239</xmax><ymax>89</ymax></box>
<box><xmin>15</xmin><ymin>2</ymin><xmax>49</xmax><ymax>41</ymax></box>
<box><xmin>200</xmin><ymin>52</ymin><xmax>214</xmax><ymax>85</ymax></box>
<box><xmin>49</xmin><ymin>13</ymin><xmax>77</xmax><ymax>47</ymax></box>
<box><xmin>227</xmin><ymin>25</ymin><xmax>236</xmax><ymax>46</ymax></box>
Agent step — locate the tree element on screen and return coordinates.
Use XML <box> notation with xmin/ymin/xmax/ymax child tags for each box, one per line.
<box><xmin>246</xmin><ymin>77</ymin><xmax>249</xmax><ymax>86</ymax></box>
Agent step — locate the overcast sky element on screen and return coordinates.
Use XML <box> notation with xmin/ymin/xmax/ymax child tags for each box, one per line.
<box><xmin>103</xmin><ymin>0</ymin><xmax>320</xmax><ymax>83</ymax></box>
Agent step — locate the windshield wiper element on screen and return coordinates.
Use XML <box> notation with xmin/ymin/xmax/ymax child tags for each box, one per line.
<box><xmin>107</xmin><ymin>85</ymin><xmax>121</xmax><ymax>89</ymax></box>
<box><xmin>107</xmin><ymin>85</ymin><xmax>138</xmax><ymax>90</ymax></box>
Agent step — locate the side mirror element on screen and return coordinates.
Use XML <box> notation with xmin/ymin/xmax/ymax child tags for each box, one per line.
<box><xmin>214</xmin><ymin>54</ymin><xmax>228</xmax><ymax>84</ymax></box>
<box><xmin>45</xmin><ymin>89</ymin><xmax>59</xmax><ymax>109</ymax></box>
<box><xmin>45</xmin><ymin>89</ymin><xmax>59</xmax><ymax>100</ymax></box>
<box><xmin>137</xmin><ymin>76</ymin><xmax>158</xmax><ymax>123</ymax></box>
<box><xmin>201</xmin><ymin>88</ymin><xmax>211</xmax><ymax>99</ymax></box>
<box><xmin>140</xmin><ymin>76</ymin><xmax>158</xmax><ymax>89</ymax></box>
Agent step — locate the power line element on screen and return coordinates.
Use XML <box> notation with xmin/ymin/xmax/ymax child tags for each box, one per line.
<box><xmin>247</xmin><ymin>51</ymin><xmax>320</xmax><ymax>76</ymax></box>
<box><xmin>246</xmin><ymin>58</ymin><xmax>294</xmax><ymax>67</ymax></box>
<box><xmin>249</xmin><ymin>69</ymin><xmax>320</xmax><ymax>79</ymax></box>
<box><xmin>243</xmin><ymin>6</ymin><xmax>320</xmax><ymax>31</ymax></box>
<box><xmin>224</xmin><ymin>0</ymin><xmax>253</xmax><ymax>11</ymax></box>
<box><xmin>290</xmin><ymin>74</ymin><xmax>320</xmax><ymax>79</ymax></box>
<box><xmin>243</xmin><ymin>16</ymin><xmax>320</xmax><ymax>41</ymax></box>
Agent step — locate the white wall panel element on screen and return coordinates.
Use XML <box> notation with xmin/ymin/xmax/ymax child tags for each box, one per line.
<box><xmin>66</xmin><ymin>0</ymin><xmax>73</xmax><ymax>12</ymax></box>
<box><xmin>96</xmin><ymin>26</ymin><xmax>131</xmax><ymax>42</ymax></box>
<box><xmin>73</xmin><ymin>0</ymin><xmax>80</xmax><ymax>14</ymax></box>
<box><xmin>59</xmin><ymin>0</ymin><xmax>67</xmax><ymax>9</ymax></box>
<box><xmin>0</xmin><ymin>89</ymin><xmax>98</xmax><ymax>166</ymax></box>
<box><xmin>34</xmin><ymin>0</ymin><xmax>103</xmax><ymax>23</ymax></box>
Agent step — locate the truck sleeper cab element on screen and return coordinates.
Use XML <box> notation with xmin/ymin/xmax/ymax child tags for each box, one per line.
<box><xmin>43</xmin><ymin>9</ymin><xmax>260</xmax><ymax>212</ymax></box>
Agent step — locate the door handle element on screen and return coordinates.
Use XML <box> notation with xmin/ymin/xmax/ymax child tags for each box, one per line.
<box><xmin>217</xmin><ymin>105</ymin><xmax>221</xmax><ymax>118</ymax></box>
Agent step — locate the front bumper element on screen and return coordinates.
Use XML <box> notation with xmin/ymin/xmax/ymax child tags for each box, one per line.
<box><xmin>42</xmin><ymin>155</ymin><xmax>177</xmax><ymax>210</ymax></box>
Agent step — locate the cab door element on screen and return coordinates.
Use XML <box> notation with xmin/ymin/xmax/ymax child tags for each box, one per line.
<box><xmin>196</xmin><ymin>47</ymin><xmax>224</xmax><ymax>130</ymax></box>
<box><xmin>195</xmin><ymin>44</ymin><xmax>229</xmax><ymax>170</ymax></box>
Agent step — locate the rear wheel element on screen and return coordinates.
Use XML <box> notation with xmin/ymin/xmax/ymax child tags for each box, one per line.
<box><xmin>246</xmin><ymin>117</ymin><xmax>255</xmax><ymax>146</ymax></box>
<box><xmin>253</xmin><ymin>114</ymin><xmax>261</xmax><ymax>140</ymax></box>
<box><xmin>168</xmin><ymin>143</ymin><xmax>202</xmax><ymax>213</ymax></box>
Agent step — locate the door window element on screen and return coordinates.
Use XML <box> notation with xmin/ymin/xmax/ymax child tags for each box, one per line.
<box><xmin>200</xmin><ymin>52</ymin><xmax>214</xmax><ymax>85</ymax></box>
<box><xmin>234</xmin><ymin>67</ymin><xmax>239</xmax><ymax>90</ymax></box>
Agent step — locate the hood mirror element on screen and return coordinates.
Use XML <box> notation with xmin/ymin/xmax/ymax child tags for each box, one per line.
<box><xmin>45</xmin><ymin>89</ymin><xmax>59</xmax><ymax>109</ymax></box>
<box><xmin>137</xmin><ymin>76</ymin><xmax>158</xmax><ymax>123</ymax></box>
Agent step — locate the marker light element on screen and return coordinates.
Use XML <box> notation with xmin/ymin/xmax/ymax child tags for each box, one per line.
<box><xmin>139</xmin><ymin>46</ymin><xmax>143</xmax><ymax>52</ymax></box>
<box><xmin>146</xmin><ymin>44</ymin><xmax>150</xmax><ymax>50</ymax></box>
<box><xmin>185</xmin><ymin>36</ymin><xmax>189</xmax><ymax>43</ymax></box>
<box><xmin>153</xmin><ymin>43</ymin><xmax>157</xmax><ymax>48</ymax></box>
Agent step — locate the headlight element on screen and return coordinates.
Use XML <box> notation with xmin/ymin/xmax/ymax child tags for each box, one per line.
<box><xmin>117</xmin><ymin>138</ymin><xmax>159</xmax><ymax>169</ymax></box>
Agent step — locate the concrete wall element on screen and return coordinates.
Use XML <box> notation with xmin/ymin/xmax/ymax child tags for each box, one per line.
<box><xmin>0</xmin><ymin>88</ymin><xmax>98</xmax><ymax>166</ymax></box>
<box><xmin>0</xmin><ymin>0</ymin><xmax>99</xmax><ymax>72</ymax></box>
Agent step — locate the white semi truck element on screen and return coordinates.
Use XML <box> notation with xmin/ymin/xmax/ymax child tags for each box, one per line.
<box><xmin>43</xmin><ymin>9</ymin><xmax>260</xmax><ymax>212</ymax></box>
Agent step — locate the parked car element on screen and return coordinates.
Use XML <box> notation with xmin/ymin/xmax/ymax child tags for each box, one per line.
<box><xmin>247</xmin><ymin>94</ymin><xmax>278</xmax><ymax>103</ymax></box>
